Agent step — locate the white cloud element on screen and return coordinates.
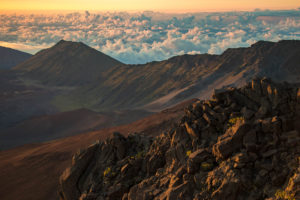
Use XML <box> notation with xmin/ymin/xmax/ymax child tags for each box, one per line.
<box><xmin>0</xmin><ymin>10</ymin><xmax>299</xmax><ymax>64</ymax></box>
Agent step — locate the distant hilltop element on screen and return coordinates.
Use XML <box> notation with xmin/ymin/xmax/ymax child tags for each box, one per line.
<box><xmin>0</xmin><ymin>46</ymin><xmax>31</xmax><ymax>69</ymax></box>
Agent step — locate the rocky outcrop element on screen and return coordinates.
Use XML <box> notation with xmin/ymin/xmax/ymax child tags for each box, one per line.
<box><xmin>59</xmin><ymin>78</ymin><xmax>300</xmax><ymax>200</ymax></box>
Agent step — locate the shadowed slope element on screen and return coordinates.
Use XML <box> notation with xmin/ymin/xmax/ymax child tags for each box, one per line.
<box><xmin>0</xmin><ymin>99</ymin><xmax>196</xmax><ymax>200</ymax></box>
<box><xmin>0</xmin><ymin>109</ymin><xmax>151</xmax><ymax>150</ymax></box>
<box><xmin>0</xmin><ymin>40</ymin><xmax>124</xmax><ymax>132</ymax></box>
<box><xmin>0</xmin><ymin>46</ymin><xmax>31</xmax><ymax>69</ymax></box>
<box><xmin>10</xmin><ymin>40</ymin><xmax>300</xmax><ymax>112</ymax></box>
<box><xmin>14</xmin><ymin>40</ymin><xmax>123</xmax><ymax>86</ymax></box>
<box><xmin>55</xmin><ymin>40</ymin><xmax>300</xmax><ymax>111</ymax></box>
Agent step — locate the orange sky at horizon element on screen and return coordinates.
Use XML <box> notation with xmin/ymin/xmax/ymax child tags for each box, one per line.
<box><xmin>0</xmin><ymin>0</ymin><xmax>300</xmax><ymax>13</ymax></box>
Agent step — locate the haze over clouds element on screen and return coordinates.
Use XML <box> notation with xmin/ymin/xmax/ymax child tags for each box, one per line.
<box><xmin>1</xmin><ymin>10</ymin><xmax>300</xmax><ymax>64</ymax></box>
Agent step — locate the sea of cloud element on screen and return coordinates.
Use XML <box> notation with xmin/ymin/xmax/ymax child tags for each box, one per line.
<box><xmin>0</xmin><ymin>10</ymin><xmax>300</xmax><ymax>64</ymax></box>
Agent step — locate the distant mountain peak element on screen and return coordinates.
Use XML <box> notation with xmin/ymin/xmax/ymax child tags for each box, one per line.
<box><xmin>54</xmin><ymin>39</ymin><xmax>72</xmax><ymax>47</ymax></box>
<box><xmin>14</xmin><ymin>40</ymin><xmax>123</xmax><ymax>86</ymax></box>
<box><xmin>250</xmin><ymin>40</ymin><xmax>300</xmax><ymax>49</ymax></box>
<box><xmin>0</xmin><ymin>46</ymin><xmax>32</xmax><ymax>69</ymax></box>
<box><xmin>56</xmin><ymin>39</ymin><xmax>67</xmax><ymax>45</ymax></box>
<box><xmin>250</xmin><ymin>40</ymin><xmax>275</xmax><ymax>47</ymax></box>
<box><xmin>58</xmin><ymin>39</ymin><xmax>300</xmax><ymax>112</ymax></box>
<box><xmin>52</xmin><ymin>40</ymin><xmax>89</xmax><ymax>50</ymax></box>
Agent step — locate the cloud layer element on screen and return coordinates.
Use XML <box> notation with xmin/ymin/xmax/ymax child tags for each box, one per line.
<box><xmin>0</xmin><ymin>10</ymin><xmax>300</xmax><ymax>64</ymax></box>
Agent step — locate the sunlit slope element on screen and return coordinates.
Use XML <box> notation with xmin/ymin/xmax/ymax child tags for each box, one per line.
<box><xmin>54</xmin><ymin>40</ymin><xmax>300</xmax><ymax>111</ymax></box>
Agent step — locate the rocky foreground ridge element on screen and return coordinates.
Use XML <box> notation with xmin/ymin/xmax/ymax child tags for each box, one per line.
<box><xmin>59</xmin><ymin>78</ymin><xmax>300</xmax><ymax>200</ymax></box>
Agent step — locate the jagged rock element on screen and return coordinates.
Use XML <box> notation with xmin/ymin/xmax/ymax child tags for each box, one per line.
<box><xmin>79</xmin><ymin>193</ymin><xmax>101</xmax><ymax>200</ymax></box>
<box><xmin>280</xmin><ymin>115</ymin><xmax>295</xmax><ymax>132</ymax></box>
<box><xmin>213</xmin><ymin>88</ymin><xmax>228</xmax><ymax>102</ymax></box>
<box><xmin>174</xmin><ymin>143</ymin><xmax>186</xmax><ymax>165</ymax></box>
<box><xmin>232</xmin><ymin>90</ymin><xmax>259</xmax><ymax>111</ymax></box>
<box><xmin>271</xmin><ymin>169</ymin><xmax>289</xmax><ymax>186</ymax></box>
<box><xmin>213</xmin><ymin>120</ymin><xmax>251</xmax><ymax>160</ymax></box>
<box><xmin>147</xmin><ymin>153</ymin><xmax>165</xmax><ymax>175</ymax></box>
<box><xmin>157</xmin><ymin>182</ymin><xmax>192</xmax><ymax>200</ymax></box>
<box><xmin>122</xmin><ymin>193</ymin><xmax>128</xmax><ymax>200</ymax></box>
<box><xmin>297</xmin><ymin>89</ymin><xmax>300</xmax><ymax>104</ymax></box>
<box><xmin>202</xmin><ymin>112</ymin><xmax>215</xmax><ymax>125</ymax></box>
<box><xmin>127</xmin><ymin>183</ymin><xmax>153</xmax><ymax>200</ymax></box>
<box><xmin>284</xmin><ymin>168</ymin><xmax>300</xmax><ymax>199</ymax></box>
<box><xmin>262</xmin><ymin>149</ymin><xmax>278</xmax><ymax>158</ymax></box>
<box><xmin>184</xmin><ymin>122</ymin><xmax>198</xmax><ymax>138</ymax></box>
<box><xmin>256</xmin><ymin>97</ymin><xmax>271</xmax><ymax>118</ymax></box>
<box><xmin>211</xmin><ymin>179</ymin><xmax>241</xmax><ymax>200</ymax></box>
<box><xmin>232</xmin><ymin>152</ymin><xmax>249</xmax><ymax>168</ymax></box>
<box><xmin>241</xmin><ymin>107</ymin><xmax>255</xmax><ymax>120</ymax></box>
<box><xmin>251</xmin><ymin>78</ymin><xmax>262</xmax><ymax>95</ymax></box>
<box><xmin>281</xmin><ymin>130</ymin><xmax>300</xmax><ymax>147</ymax></box>
<box><xmin>110</xmin><ymin>132</ymin><xmax>127</xmax><ymax>160</ymax></box>
<box><xmin>243</xmin><ymin>129</ymin><xmax>257</xmax><ymax>152</ymax></box>
<box><xmin>259</xmin><ymin>169</ymin><xmax>268</xmax><ymax>177</ymax></box>
<box><xmin>107</xmin><ymin>183</ymin><xmax>128</xmax><ymax>200</ymax></box>
<box><xmin>171</xmin><ymin>125</ymin><xmax>190</xmax><ymax>146</ymax></box>
<box><xmin>187</xmin><ymin>149</ymin><xmax>211</xmax><ymax>174</ymax></box>
<box><xmin>59</xmin><ymin>143</ymin><xmax>98</xmax><ymax>200</ymax></box>
<box><xmin>59</xmin><ymin>78</ymin><xmax>300</xmax><ymax>200</ymax></box>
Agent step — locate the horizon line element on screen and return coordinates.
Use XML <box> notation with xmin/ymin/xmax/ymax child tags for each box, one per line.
<box><xmin>0</xmin><ymin>7</ymin><xmax>299</xmax><ymax>14</ymax></box>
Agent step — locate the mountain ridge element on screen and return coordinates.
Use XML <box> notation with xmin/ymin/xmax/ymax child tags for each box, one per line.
<box><xmin>0</xmin><ymin>46</ymin><xmax>32</xmax><ymax>69</ymax></box>
<box><xmin>2</xmin><ymin>40</ymin><xmax>300</xmax><ymax>131</ymax></box>
<box><xmin>53</xmin><ymin>40</ymin><xmax>300</xmax><ymax>112</ymax></box>
<box><xmin>14</xmin><ymin>40</ymin><xmax>123</xmax><ymax>86</ymax></box>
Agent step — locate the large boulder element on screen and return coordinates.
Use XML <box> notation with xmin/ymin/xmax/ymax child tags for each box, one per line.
<box><xmin>213</xmin><ymin>120</ymin><xmax>251</xmax><ymax>160</ymax></box>
<box><xmin>187</xmin><ymin>149</ymin><xmax>212</xmax><ymax>174</ymax></box>
<box><xmin>59</xmin><ymin>143</ymin><xmax>99</xmax><ymax>200</ymax></box>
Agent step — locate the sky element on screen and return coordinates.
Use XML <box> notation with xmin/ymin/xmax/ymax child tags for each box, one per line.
<box><xmin>1</xmin><ymin>0</ymin><xmax>300</xmax><ymax>12</ymax></box>
<box><xmin>0</xmin><ymin>1</ymin><xmax>300</xmax><ymax>64</ymax></box>
<box><xmin>1</xmin><ymin>10</ymin><xmax>299</xmax><ymax>64</ymax></box>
